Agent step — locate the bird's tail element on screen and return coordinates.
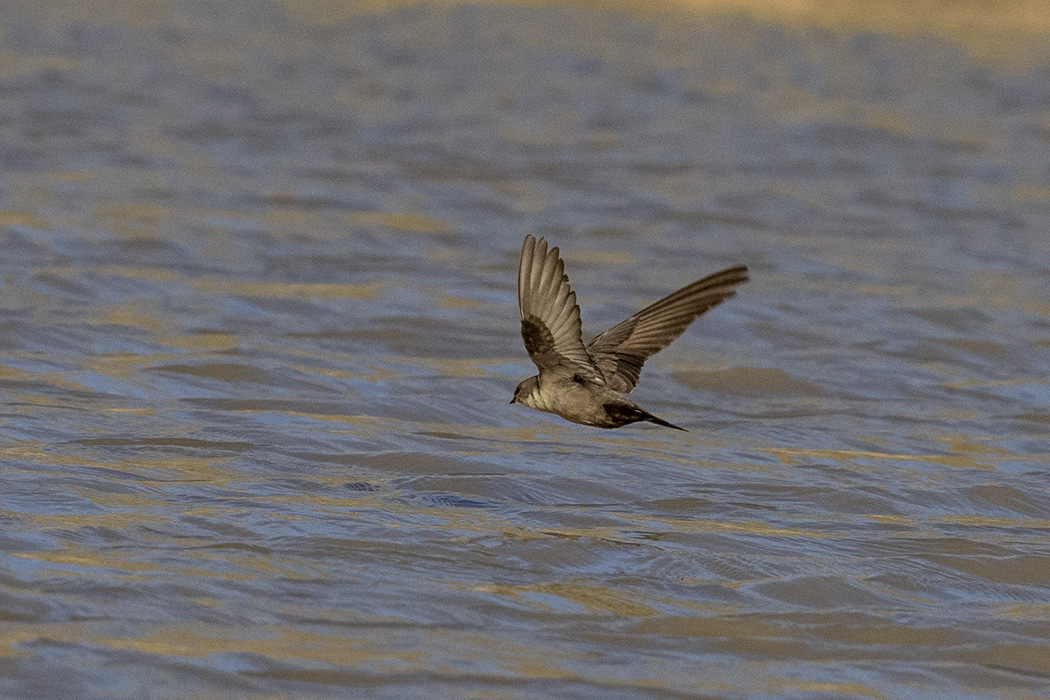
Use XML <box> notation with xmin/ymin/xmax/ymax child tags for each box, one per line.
<box><xmin>605</xmin><ymin>402</ymin><xmax>687</xmax><ymax>431</ymax></box>
<box><xmin>646</xmin><ymin>414</ymin><xmax>688</xmax><ymax>431</ymax></box>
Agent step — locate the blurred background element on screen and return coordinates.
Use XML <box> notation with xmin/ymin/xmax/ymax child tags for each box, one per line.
<box><xmin>1</xmin><ymin>1</ymin><xmax>1048</xmax><ymax>698</ymax></box>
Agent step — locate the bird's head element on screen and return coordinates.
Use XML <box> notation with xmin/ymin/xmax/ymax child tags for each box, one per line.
<box><xmin>510</xmin><ymin>375</ymin><xmax>539</xmax><ymax>405</ymax></box>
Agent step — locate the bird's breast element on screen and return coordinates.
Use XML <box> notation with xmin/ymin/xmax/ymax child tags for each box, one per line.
<box><xmin>523</xmin><ymin>375</ymin><xmax>612</xmax><ymax>426</ymax></box>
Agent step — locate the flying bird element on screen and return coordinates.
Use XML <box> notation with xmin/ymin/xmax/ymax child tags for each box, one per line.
<box><xmin>511</xmin><ymin>235</ymin><xmax>748</xmax><ymax>430</ymax></box>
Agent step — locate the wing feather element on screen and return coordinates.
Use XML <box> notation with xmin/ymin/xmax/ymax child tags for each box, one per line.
<box><xmin>587</xmin><ymin>264</ymin><xmax>749</xmax><ymax>392</ymax></box>
<box><xmin>517</xmin><ymin>235</ymin><xmax>603</xmax><ymax>380</ymax></box>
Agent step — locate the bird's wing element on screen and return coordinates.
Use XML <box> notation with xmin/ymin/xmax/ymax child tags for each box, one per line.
<box><xmin>587</xmin><ymin>264</ymin><xmax>749</xmax><ymax>392</ymax></box>
<box><xmin>518</xmin><ymin>235</ymin><xmax>604</xmax><ymax>381</ymax></box>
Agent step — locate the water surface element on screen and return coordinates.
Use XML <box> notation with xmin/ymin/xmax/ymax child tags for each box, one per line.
<box><xmin>1</xmin><ymin>2</ymin><xmax>1049</xmax><ymax>698</ymax></box>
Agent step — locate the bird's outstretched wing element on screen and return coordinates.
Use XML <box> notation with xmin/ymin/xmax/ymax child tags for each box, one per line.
<box><xmin>518</xmin><ymin>235</ymin><xmax>603</xmax><ymax>381</ymax></box>
<box><xmin>587</xmin><ymin>264</ymin><xmax>749</xmax><ymax>393</ymax></box>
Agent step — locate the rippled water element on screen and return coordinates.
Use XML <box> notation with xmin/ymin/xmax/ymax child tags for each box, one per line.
<box><xmin>2</xmin><ymin>1</ymin><xmax>1049</xmax><ymax>698</ymax></box>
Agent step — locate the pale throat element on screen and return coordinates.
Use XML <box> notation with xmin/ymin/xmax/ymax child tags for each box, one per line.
<box><xmin>522</xmin><ymin>379</ymin><xmax>554</xmax><ymax>412</ymax></box>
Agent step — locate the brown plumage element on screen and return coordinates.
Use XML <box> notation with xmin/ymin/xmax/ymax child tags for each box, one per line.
<box><xmin>510</xmin><ymin>235</ymin><xmax>748</xmax><ymax>430</ymax></box>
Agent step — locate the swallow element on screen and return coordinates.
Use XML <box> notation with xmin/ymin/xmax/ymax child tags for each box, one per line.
<box><xmin>510</xmin><ymin>235</ymin><xmax>748</xmax><ymax>430</ymax></box>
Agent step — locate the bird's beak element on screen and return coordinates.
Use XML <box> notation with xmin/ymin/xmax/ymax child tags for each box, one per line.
<box><xmin>509</xmin><ymin>397</ymin><xmax>516</xmax><ymax>404</ymax></box>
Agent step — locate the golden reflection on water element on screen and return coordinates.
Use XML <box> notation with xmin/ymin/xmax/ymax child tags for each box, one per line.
<box><xmin>192</xmin><ymin>279</ymin><xmax>383</xmax><ymax>300</ymax></box>
<box><xmin>265</xmin><ymin>0</ymin><xmax>1050</xmax><ymax>65</ymax></box>
<box><xmin>480</xmin><ymin>581</ymin><xmax>662</xmax><ymax>615</ymax></box>
<box><xmin>0</xmin><ymin>210</ymin><xmax>49</xmax><ymax>229</ymax></box>
<box><xmin>18</xmin><ymin>0</ymin><xmax>1040</xmax><ymax>65</ymax></box>
<box><xmin>347</xmin><ymin>211</ymin><xmax>453</xmax><ymax>234</ymax></box>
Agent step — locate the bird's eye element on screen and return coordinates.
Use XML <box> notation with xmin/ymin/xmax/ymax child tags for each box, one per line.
<box><xmin>571</xmin><ymin>374</ymin><xmax>585</xmax><ymax>384</ymax></box>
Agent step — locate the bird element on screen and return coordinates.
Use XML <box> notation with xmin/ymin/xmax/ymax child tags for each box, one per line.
<box><xmin>510</xmin><ymin>235</ymin><xmax>748</xmax><ymax>430</ymax></box>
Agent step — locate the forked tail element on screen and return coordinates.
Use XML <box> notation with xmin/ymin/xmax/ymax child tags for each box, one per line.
<box><xmin>646</xmin><ymin>414</ymin><xmax>687</xmax><ymax>431</ymax></box>
<box><xmin>603</xmin><ymin>403</ymin><xmax>688</xmax><ymax>431</ymax></box>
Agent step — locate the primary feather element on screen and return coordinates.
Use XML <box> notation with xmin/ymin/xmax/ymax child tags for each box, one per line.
<box><xmin>587</xmin><ymin>265</ymin><xmax>749</xmax><ymax>392</ymax></box>
<box><xmin>517</xmin><ymin>235</ymin><xmax>603</xmax><ymax>383</ymax></box>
